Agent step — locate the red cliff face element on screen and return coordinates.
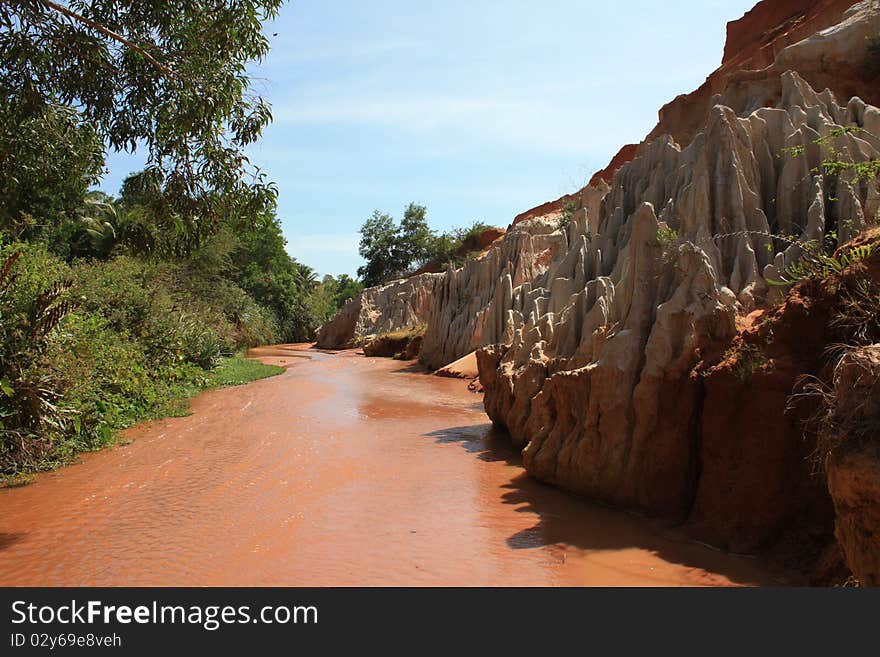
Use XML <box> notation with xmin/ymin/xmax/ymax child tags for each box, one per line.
<box><xmin>588</xmin><ymin>143</ymin><xmax>639</xmax><ymax>187</ymax></box>
<box><xmin>722</xmin><ymin>0</ymin><xmax>846</xmax><ymax>68</ymax></box>
<box><xmin>650</xmin><ymin>0</ymin><xmax>872</xmax><ymax>147</ymax></box>
<box><xmin>516</xmin><ymin>0</ymin><xmax>880</xmax><ymax>224</ymax></box>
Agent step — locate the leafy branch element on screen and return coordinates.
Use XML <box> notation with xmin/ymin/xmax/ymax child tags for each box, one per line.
<box><xmin>29</xmin><ymin>0</ymin><xmax>173</xmax><ymax>76</ymax></box>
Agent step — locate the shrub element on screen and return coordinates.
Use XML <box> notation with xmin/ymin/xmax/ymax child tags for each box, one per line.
<box><xmin>0</xmin><ymin>240</ymin><xmax>286</xmax><ymax>479</ymax></box>
<box><xmin>722</xmin><ymin>342</ymin><xmax>770</xmax><ymax>382</ymax></box>
<box><xmin>557</xmin><ymin>199</ymin><xmax>578</xmax><ymax>231</ymax></box>
<box><xmin>767</xmin><ymin>243</ymin><xmax>875</xmax><ymax>287</ymax></box>
<box><xmin>655</xmin><ymin>226</ymin><xmax>679</xmax><ymax>246</ymax></box>
<box><xmin>0</xmin><ymin>243</ymin><xmax>78</xmax><ymax>472</ymax></box>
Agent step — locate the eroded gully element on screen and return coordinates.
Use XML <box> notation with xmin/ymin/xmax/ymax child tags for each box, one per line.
<box><xmin>0</xmin><ymin>345</ymin><xmax>786</xmax><ymax>586</ymax></box>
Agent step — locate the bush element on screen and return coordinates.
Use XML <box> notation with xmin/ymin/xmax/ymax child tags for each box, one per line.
<box><xmin>45</xmin><ymin>312</ymin><xmax>205</xmax><ymax>456</ymax></box>
<box><xmin>0</xmin><ymin>240</ymin><xmax>286</xmax><ymax>480</ymax></box>
<box><xmin>0</xmin><ymin>243</ymin><xmax>78</xmax><ymax>472</ymax></box>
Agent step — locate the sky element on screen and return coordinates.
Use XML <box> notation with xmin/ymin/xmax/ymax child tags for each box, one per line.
<box><xmin>101</xmin><ymin>0</ymin><xmax>758</xmax><ymax>277</ymax></box>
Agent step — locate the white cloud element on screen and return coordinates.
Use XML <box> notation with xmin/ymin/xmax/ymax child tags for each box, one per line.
<box><xmin>270</xmin><ymin>87</ymin><xmax>651</xmax><ymax>156</ymax></box>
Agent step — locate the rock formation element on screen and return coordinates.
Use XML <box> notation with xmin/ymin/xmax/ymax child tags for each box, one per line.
<box><xmin>650</xmin><ymin>0</ymin><xmax>880</xmax><ymax>148</ymax></box>
<box><xmin>315</xmin><ymin>272</ymin><xmax>441</xmax><ymax>349</ymax></box>
<box><xmin>420</xmin><ymin>218</ymin><xmax>569</xmax><ymax>369</ymax></box>
<box><xmin>479</xmin><ymin>70</ymin><xmax>879</xmax><ymax>541</ymax></box>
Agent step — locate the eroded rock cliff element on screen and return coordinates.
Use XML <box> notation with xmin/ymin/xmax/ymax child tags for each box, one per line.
<box><xmin>479</xmin><ymin>70</ymin><xmax>879</xmax><ymax>545</ymax></box>
<box><xmin>315</xmin><ymin>272</ymin><xmax>441</xmax><ymax>349</ymax></box>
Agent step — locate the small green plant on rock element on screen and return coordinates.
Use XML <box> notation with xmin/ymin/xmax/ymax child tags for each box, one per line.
<box><xmin>655</xmin><ymin>226</ymin><xmax>678</xmax><ymax>246</ymax></box>
<box><xmin>725</xmin><ymin>343</ymin><xmax>770</xmax><ymax>382</ymax></box>
<box><xmin>767</xmin><ymin>242</ymin><xmax>875</xmax><ymax>287</ymax></box>
<box><xmin>557</xmin><ymin>198</ymin><xmax>579</xmax><ymax>232</ymax></box>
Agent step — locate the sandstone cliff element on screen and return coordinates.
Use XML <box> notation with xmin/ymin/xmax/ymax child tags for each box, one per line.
<box><xmin>512</xmin><ymin>0</ymin><xmax>880</xmax><ymax>231</ymax></box>
<box><xmin>315</xmin><ymin>272</ymin><xmax>441</xmax><ymax>349</ymax></box>
<box><xmin>480</xmin><ymin>68</ymin><xmax>879</xmax><ymax>516</ymax></box>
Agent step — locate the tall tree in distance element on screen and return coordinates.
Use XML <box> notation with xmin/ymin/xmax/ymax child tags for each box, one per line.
<box><xmin>357</xmin><ymin>210</ymin><xmax>400</xmax><ymax>287</ymax></box>
<box><xmin>357</xmin><ymin>204</ymin><xmax>435</xmax><ymax>287</ymax></box>
<box><xmin>0</xmin><ymin>0</ymin><xmax>284</xmax><ymax>251</ymax></box>
<box><xmin>395</xmin><ymin>203</ymin><xmax>433</xmax><ymax>267</ymax></box>
<box><xmin>356</xmin><ymin>203</ymin><xmax>496</xmax><ymax>288</ymax></box>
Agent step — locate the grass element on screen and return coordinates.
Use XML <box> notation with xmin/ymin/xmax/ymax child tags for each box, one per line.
<box><xmin>377</xmin><ymin>324</ymin><xmax>427</xmax><ymax>342</ymax></box>
<box><xmin>205</xmin><ymin>356</ymin><xmax>284</xmax><ymax>387</ymax></box>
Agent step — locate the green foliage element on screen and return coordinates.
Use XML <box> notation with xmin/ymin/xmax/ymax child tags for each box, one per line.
<box><xmin>1</xmin><ymin>0</ymin><xmax>283</xmax><ymax>251</ymax></box>
<box><xmin>305</xmin><ymin>274</ymin><xmax>364</xmax><ymax>328</ymax></box>
<box><xmin>0</xmin><ymin>2</ymin><xmax>351</xmax><ymax>481</ymax></box>
<box><xmin>0</xmin><ymin>244</ymin><xmax>78</xmax><ymax>446</ymax></box>
<box><xmin>726</xmin><ymin>343</ymin><xmax>770</xmax><ymax>383</ymax></box>
<box><xmin>0</xmin><ymin>240</ymin><xmax>296</xmax><ymax>479</ymax></box>
<box><xmin>767</xmin><ymin>242</ymin><xmax>875</xmax><ymax>287</ymax></box>
<box><xmin>358</xmin><ymin>204</ymin><xmax>498</xmax><ymax>286</ymax></box>
<box><xmin>396</xmin><ymin>203</ymin><xmax>434</xmax><ymax>267</ymax></box>
<box><xmin>0</xmin><ymin>104</ymin><xmax>104</xmax><ymax>244</ymax></box>
<box><xmin>810</xmin><ymin>127</ymin><xmax>880</xmax><ymax>184</ymax></box>
<box><xmin>230</xmin><ymin>221</ymin><xmax>323</xmax><ymax>342</ymax></box>
<box><xmin>763</xmin><ymin>124</ymin><xmax>880</xmax><ymax>289</ymax></box>
<box><xmin>655</xmin><ymin>226</ymin><xmax>679</xmax><ymax>246</ymax></box>
<box><xmin>358</xmin><ymin>211</ymin><xmax>402</xmax><ymax>287</ymax></box>
<box><xmin>330</xmin><ymin>274</ymin><xmax>363</xmax><ymax>308</ymax></box>
<box><xmin>557</xmin><ymin>198</ymin><xmax>578</xmax><ymax>231</ymax></box>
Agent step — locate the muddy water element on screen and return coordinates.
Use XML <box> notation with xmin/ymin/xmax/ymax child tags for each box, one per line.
<box><xmin>0</xmin><ymin>346</ymin><xmax>786</xmax><ymax>586</ymax></box>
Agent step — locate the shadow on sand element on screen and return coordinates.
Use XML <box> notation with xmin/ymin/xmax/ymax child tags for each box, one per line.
<box><xmin>424</xmin><ymin>423</ymin><xmax>786</xmax><ymax>585</ymax></box>
<box><xmin>0</xmin><ymin>532</ymin><xmax>25</xmax><ymax>551</ymax></box>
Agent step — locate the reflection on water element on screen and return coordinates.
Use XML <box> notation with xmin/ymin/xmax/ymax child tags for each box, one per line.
<box><xmin>0</xmin><ymin>346</ymin><xmax>786</xmax><ymax>586</ymax></box>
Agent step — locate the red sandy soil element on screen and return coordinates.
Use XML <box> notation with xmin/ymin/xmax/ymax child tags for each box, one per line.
<box><xmin>0</xmin><ymin>345</ymin><xmax>787</xmax><ymax>586</ymax></box>
<box><xmin>689</xmin><ymin>238</ymin><xmax>880</xmax><ymax>573</ymax></box>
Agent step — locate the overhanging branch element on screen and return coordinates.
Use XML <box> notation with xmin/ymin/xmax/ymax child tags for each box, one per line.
<box><xmin>29</xmin><ymin>0</ymin><xmax>174</xmax><ymax>77</ymax></box>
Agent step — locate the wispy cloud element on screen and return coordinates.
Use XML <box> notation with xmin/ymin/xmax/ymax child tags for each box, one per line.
<box><xmin>279</xmin><ymin>37</ymin><xmax>421</xmax><ymax>65</ymax></box>
<box><xmin>271</xmin><ymin>91</ymin><xmax>646</xmax><ymax>156</ymax></box>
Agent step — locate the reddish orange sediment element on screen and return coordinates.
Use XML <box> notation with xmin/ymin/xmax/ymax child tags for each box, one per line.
<box><xmin>0</xmin><ymin>346</ymin><xmax>785</xmax><ymax>586</ymax></box>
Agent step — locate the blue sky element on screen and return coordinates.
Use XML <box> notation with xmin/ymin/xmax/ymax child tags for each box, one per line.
<box><xmin>102</xmin><ymin>0</ymin><xmax>757</xmax><ymax>276</ymax></box>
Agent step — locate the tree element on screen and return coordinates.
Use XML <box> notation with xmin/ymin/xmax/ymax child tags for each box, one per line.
<box><xmin>356</xmin><ymin>204</ymin><xmax>500</xmax><ymax>287</ymax></box>
<box><xmin>0</xmin><ymin>103</ymin><xmax>104</xmax><ymax>244</ymax></box>
<box><xmin>395</xmin><ymin>203</ymin><xmax>433</xmax><ymax>268</ymax></box>
<box><xmin>357</xmin><ymin>211</ymin><xmax>401</xmax><ymax>287</ymax></box>
<box><xmin>331</xmin><ymin>274</ymin><xmax>362</xmax><ymax>307</ymax></box>
<box><xmin>0</xmin><ymin>0</ymin><xmax>283</xmax><ymax>251</ymax></box>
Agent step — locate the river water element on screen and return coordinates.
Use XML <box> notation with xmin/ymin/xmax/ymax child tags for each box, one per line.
<box><xmin>0</xmin><ymin>346</ymin><xmax>785</xmax><ymax>586</ymax></box>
